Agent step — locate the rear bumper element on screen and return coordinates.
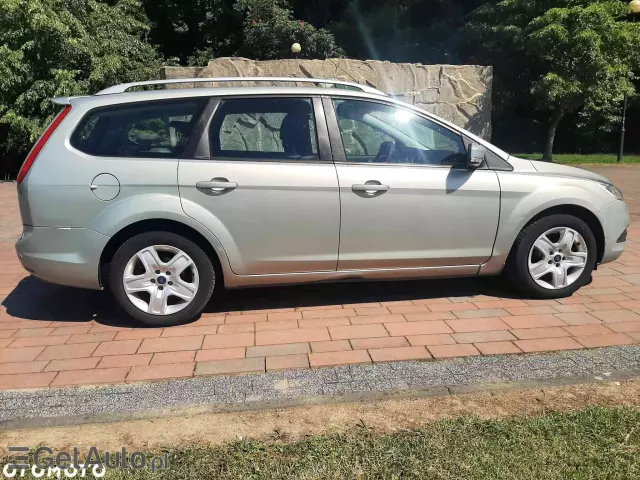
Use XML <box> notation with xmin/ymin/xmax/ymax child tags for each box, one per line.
<box><xmin>598</xmin><ymin>200</ymin><xmax>629</xmax><ymax>264</ymax></box>
<box><xmin>15</xmin><ymin>226</ymin><xmax>109</xmax><ymax>290</ymax></box>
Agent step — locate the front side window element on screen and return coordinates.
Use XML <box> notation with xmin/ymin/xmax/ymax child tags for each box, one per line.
<box><xmin>210</xmin><ymin>97</ymin><xmax>319</xmax><ymax>161</ymax></box>
<box><xmin>70</xmin><ymin>98</ymin><xmax>208</xmax><ymax>158</ymax></box>
<box><xmin>333</xmin><ymin>99</ymin><xmax>466</xmax><ymax>165</ymax></box>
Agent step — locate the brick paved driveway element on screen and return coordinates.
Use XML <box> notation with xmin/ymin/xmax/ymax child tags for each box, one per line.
<box><xmin>1</xmin><ymin>165</ymin><xmax>639</xmax><ymax>390</ymax></box>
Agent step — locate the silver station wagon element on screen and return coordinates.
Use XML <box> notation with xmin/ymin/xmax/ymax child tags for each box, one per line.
<box><xmin>15</xmin><ymin>77</ymin><xmax>629</xmax><ymax>326</ymax></box>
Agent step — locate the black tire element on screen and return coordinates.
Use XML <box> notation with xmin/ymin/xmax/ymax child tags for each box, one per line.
<box><xmin>505</xmin><ymin>214</ymin><xmax>597</xmax><ymax>299</ymax></box>
<box><xmin>108</xmin><ymin>231</ymin><xmax>215</xmax><ymax>327</ymax></box>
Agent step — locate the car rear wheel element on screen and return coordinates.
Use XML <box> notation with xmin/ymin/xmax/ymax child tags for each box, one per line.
<box><xmin>109</xmin><ymin>231</ymin><xmax>215</xmax><ymax>326</ymax></box>
<box><xmin>505</xmin><ymin>214</ymin><xmax>597</xmax><ymax>298</ymax></box>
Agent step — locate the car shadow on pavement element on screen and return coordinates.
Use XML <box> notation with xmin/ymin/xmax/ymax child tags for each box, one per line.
<box><xmin>1</xmin><ymin>273</ymin><xmax>522</xmax><ymax>328</ymax></box>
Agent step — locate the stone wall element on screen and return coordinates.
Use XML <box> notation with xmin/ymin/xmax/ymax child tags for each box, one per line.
<box><xmin>161</xmin><ymin>57</ymin><xmax>493</xmax><ymax>139</ymax></box>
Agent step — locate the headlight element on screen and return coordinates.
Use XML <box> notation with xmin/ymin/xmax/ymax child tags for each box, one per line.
<box><xmin>596</xmin><ymin>181</ymin><xmax>624</xmax><ymax>201</ymax></box>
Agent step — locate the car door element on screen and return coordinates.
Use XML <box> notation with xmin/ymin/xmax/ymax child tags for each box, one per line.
<box><xmin>325</xmin><ymin>97</ymin><xmax>500</xmax><ymax>270</ymax></box>
<box><xmin>179</xmin><ymin>96</ymin><xmax>340</xmax><ymax>275</ymax></box>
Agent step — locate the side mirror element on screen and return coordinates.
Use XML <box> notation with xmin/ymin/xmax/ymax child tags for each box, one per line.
<box><xmin>467</xmin><ymin>143</ymin><xmax>486</xmax><ymax>169</ymax></box>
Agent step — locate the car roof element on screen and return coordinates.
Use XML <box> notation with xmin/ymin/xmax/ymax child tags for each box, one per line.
<box><xmin>60</xmin><ymin>86</ymin><xmax>389</xmax><ymax>108</ymax></box>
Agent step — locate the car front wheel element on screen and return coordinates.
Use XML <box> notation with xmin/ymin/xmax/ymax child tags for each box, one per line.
<box><xmin>109</xmin><ymin>231</ymin><xmax>215</xmax><ymax>326</ymax></box>
<box><xmin>506</xmin><ymin>214</ymin><xmax>597</xmax><ymax>298</ymax></box>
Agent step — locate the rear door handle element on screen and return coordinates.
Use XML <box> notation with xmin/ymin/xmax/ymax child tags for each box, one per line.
<box><xmin>196</xmin><ymin>178</ymin><xmax>238</xmax><ymax>192</ymax></box>
<box><xmin>352</xmin><ymin>182</ymin><xmax>389</xmax><ymax>195</ymax></box>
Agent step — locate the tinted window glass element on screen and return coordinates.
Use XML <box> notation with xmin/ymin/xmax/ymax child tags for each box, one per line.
<box><xmin>71</xmin><ymin>98</ymin><xmax>207</xmax><ymax>158</ymax></box>
<box><xmin>333</xmin><ymin>99</ymin><xmax>466</xmax><ymax>165</ymax></box>
<box><xmin>210</xmin><ymin>98</ymin><xmax>319</xmax><ymax>161</ymax></box>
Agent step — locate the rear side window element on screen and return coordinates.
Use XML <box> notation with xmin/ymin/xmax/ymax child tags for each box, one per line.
<box><xmin>70</xmin><ymin>98</ymin><xmax>208</xmax><ymax>158</ymax></box>
<box><xmin>209</xmin><ymin>97</ymin><xmax>319</xmax><ymax>161</ymax></box>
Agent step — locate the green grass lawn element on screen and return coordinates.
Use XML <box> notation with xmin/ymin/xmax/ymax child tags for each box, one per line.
<box><xmin>516</xmin><ymin>153</ymin><xmax>640</xmax><ymax>164</ymax></box>
<box><xmin>7</xmin><ymin>407</ymin><xmax>633</xmax><ymax>479</ymax></box>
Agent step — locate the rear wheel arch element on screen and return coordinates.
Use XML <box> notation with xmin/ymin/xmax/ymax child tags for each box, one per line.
<box><xmin>512</xmin><ymin>204</ymin><xmax>605</xmax><ymax>264</ymax></box>
<box><xmin>99</xmin><ymin>219</ymin><xmax>224</xmax><ymax>288</ymax></box>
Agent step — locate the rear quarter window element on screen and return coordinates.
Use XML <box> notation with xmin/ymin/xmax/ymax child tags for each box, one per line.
<box><xmin>70</xmin><ymin>98</ymin><xmax>208</xmax><ymax>158</ymax></box>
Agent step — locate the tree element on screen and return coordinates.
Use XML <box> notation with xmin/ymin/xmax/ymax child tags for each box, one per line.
<box><xmin>0</xmin><ymin>0</ymin><xmax>162</xmax><ymax>173</ymax></box>
<box><xmin>234</xmin><ymin>0</ymin><xmax>343</xmax><ymax>60</ymax></box>
<box><xmin>468</xmin><ymin>0</ymin><xmax>640</xmax><ymax>161</ymax></box>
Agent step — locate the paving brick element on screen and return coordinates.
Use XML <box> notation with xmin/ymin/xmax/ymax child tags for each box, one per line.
<box><xmin>350</xmin><ymin>337</ymin><xmax>409</xmax><ymax>350</ymax></box>
<box><xmin>93</xmin><ymin>340</ymin><xmax>141</xmax><ymax>357</ymax></box>
<box><xmin>52</xmin><ymin>367</ymin><xmax>129</xmax><ymax>386</ymax></box>
<box><xmin>554</xmin><ymin>312</ymin><xmax>602</xmax><ymax>326</ymax></box>
<box><xmin>589</xmin><ymin>294</ymin><xmax>631</xmax><ymax>303</ymax></box>
<box><xmin>247</xmin><ymin>342</ymin><xmax>310</xmax><ymax>358</ymax></box>
<box><xmin>343</xmin><ymin>302</ymin><xmax>382</xmax><ymax>308</ymax></box>
<box><xmin>579</xmin><ymin>287</ymin><xmax>624</xmax><ymax>295</ymax></box>
<box><xmin>380</xmin><ymin>300</ymin><xmax>414</xmax><ymax>306</ymax></box>
<box><xmin>309</xmin><ymin>350</ymin><xmax>371</xmax><ymax>367</ymax></box>
<box><xmin>13</xmin><ymin>327</ymin><xmax>54</xmax><ymax>338</ymax></box>
<box><xmin>553</xmin><ymin>304</ymin><xmax>592</xmax><ymax>313</ymax></box>
<box><xmin>266</xmin><ymin>354</ymin><xmax>309</xmax><ymax>371</ymax></box>
<box><xmin>452</xmin><ymin>330</ymin><xmax>516</xmax><ymax>343</ymax></box>
<box><xmin>522</xmin><ymin>299</ymin><xmax>560</xmax><ymax>307</ymax></box>
<box><xmin>385</xmin><ymin>321</ymin><xmax>452</xmax><ymax>336</ymax></box>
<box><xmin>225</xmin><ymin>313</ymin><xmax>267</xmax><ymax>324</ymax></box>
<box><xmin>310</xmin><ymin>340</ymin><xmax>351</xmax><ymax>353</ymax></box>
<box><xmin>615</xmin><ymin>300</ymin><xmax>640</xmax><ymax>310</ymax></box>
<box><xmin>453</xmin><ymin>308</ymin><xmax>510</xmax><ymax>319</ymax></box>
<box><xmin>195</xmin><ymin>348</ymin><xmax>246</xmax><ymax>362</ymax></box>
<box><xmin>368</xmin><ymin>346</ymin><xmax>431</xmax><ymax>362</ymax></box>
<box><xmin>590</xmin><ymin>276</ymin><xmax>632</xmax><ymax>288</ymax></box>
<box><xmin>514</xmin><ymin>337</ymin><xmax>582</xmax><ymax>353</ymax></box>
<box><xmin>354</xmin><ymin>307</ymin><xmax>390</xmax><ymax>316</ymax></box>
<box><xmin>88</xmin><ymin>325</ymin><xmax>132</xmax><ymax>333</ymax></box>
<box><xmin>37</xmin><ymin>343</ymin><xmax>98</xmax><ymax>361</ymax></box>
<box><xmin>506</xmin><ymin>306</ymin><xmax>558</xmax><ymax>316</ymax></box>
<box><xmin>217</xmin><ymin>324</ymin><xmax>255</xmax><ymax>334</ymax></box>
<box><xmin>301</xmin><ymin>308</ymin><xmax>355</xmax><ymax>319</ymax></box>
<box><xmin>590</xmin><ymin>310</ymin><xmax>640</xmax><ymax>323</ymax></box>
<box><xmin>0</xmin><ymin>372</ymin><xmax>56</xmax><ymax>389</ymax></box>
<box><xmin>387</xmin><ymin>305</ymin><xmax>429</xmax><ymax>314</ymax></box>
<box><xmin>255</xmin><ymin>320</ymin><xmax>298</xmax><ymax>331</ymax></box>
<box><xmin>411</xmin><ymin>298</ymin><xmax>452</xmax><ymax>306</ymax></box>
<box><xmin>298</xmin><ymin>318</ymin><xmax>351</xmax><ymax>328</ymax></box>
<box><xmin>202</xmin><ymin>333</ymin><xmax>254</xmax><ymax>349</ymax></box>
<box><xmin>562</xmin><ymin>324</ymin><xmax>614</xmax><ymax>336</ymax></box>
<box><xmin>446</xmin><ymin>318</ymin><xmax>510</xmax><ymax>333</ymax></box>
<box><xmin>471</xmin><ymin>300</ymin><xmax>528</xmax><ymax>309</ymax></box>
<box><xmin>406</xmin><ymin>334</ymin><xmax>456</xmax><ymax>346</ymax></box>
<box><xmin>428</xmin><ymin>344</ymin><xmax>480</xmax><ymax>358</ymax></box>
<box><xmin>295</xmin><ymin>304</ymin><xmax>344</xmax><ymax>311</ymax></box>
<box><xmin>581</xmin><ymin>302</ymin><xmax>623</xmax><ymax>312</ymax></box>
<box><xmin>0</xmin><ymin>346</ymin><xmax>45</xmax><ymax>363</ymax></box>
<box><xmin>139</xmin><ymin>335</ymin><xmax>203</xmax><ymax>353</ymax></box>
<box><xmin>151</xmin><ymin>350</ymin><xmax>196</xmax><ymax>365</ymax></box>
<box><xmin>256</xmin><ymin>327</ymin><xmax>329</xmax><ymax>346</ymax></box>
<box><xmin>349</xmin><ymin>314</ymin><xmax>405</xmax><ymax>325</ymax></box>
<box><xmin>97</xmin><ymin>354</ymin><xmax>152</xmax><ymax>368</ymax></box>
<box><xmin>627</xmin><ymin>332</ymin><xmax>640</xmax><ymax>341</ymax></box>
<box><xmin>267</xmin><ymin>312</ymin><xmax>302</xmax><ymax>321</ymax></box>
<box><xmin>161</xmin><ymin>325</ymin><xmax>219</xmax><ymax>337</ymax></box>
<box><xmin>114</xmin><ymin>329</ymin><xmax>163</xmax><ymax>341</ymax></box>
<box><xmin>510</xmin><ymin>327</ymin><xmax>571</xmax><ymax>340</ymax></box>
<box><xmin>475</xmin><ymin>341</ymin><xmax>522</xmax><ymax>355</ymax></box>
<box><xmin>501</xmin><ymin>314</ymin><xmax>567</xmax><ymax>329</ymax></box>
<box><xmin>67</xmin><ymin>333</ymin><xmax>117</xmax><ymax>344</ymax></box>
<box><xmin>329</xmin><ymin>324</ymin><xmax>388</xmax><ymax>340</ymax></box>
<box><xmin>44</xmin><ymin>357</ymin><xmax>100</xmax><ymax>372</ymax></box>
<box><xmin>0</xmin><ymin>361</ymin><xmax>49</xmax><ymax>375</ymax></box>
<box><xmin>574</xmin><ymin>333</ymin><xmax>634</xmax><ymax>348</ymax></box>
<box><xmin>195</xmin><ymin>357</ymin><xmax>264</xmax><ymax>376</ymax></box>
<box><xmin>0</xmin><ymin>329</ymin><xmax>15</xmax><ymax>339</ymax></box>
<box><xmin>50</xmin><ymin>326</ymin><xmax>92</xmax><ymax>336</ymax></box>
<box><xmin>0</xmin><ymin>339</ymin><xmax>12</xmax><ymax>348</ymax></box>
<box><xmin>427</xmin><ymin>303</ymin><xmax>479</xmax><ymax>313</ymax></box>
<box><xmin>0</xmin><ymin>321</ymin><xmax>52</xmax><ymax>330</ymax></box>
<box><xmin>9</xmin><ymin>335</ymin><xmax>70</xmax><ymax>348</ymax></box>
<box><xmin>556</xmin><ymin>296</ymin><xmax>596</xmax><ymax>305</ymax></box>
<box><xmin>403</xmin><ymin>312</ymin><xmax>457</xmax><ymax>322</ymax></box>
<box><xmin>127</xmin><ymin>363</ymin><xmax>194</xmax><ymax>382</ymax></box>
<box><xmin>606</xmin><ymin>321</ymin><xmax>640</xmax><ymax>333</ymax></box>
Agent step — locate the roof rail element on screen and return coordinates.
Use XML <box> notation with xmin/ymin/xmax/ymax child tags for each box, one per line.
<box><xmin>95</xmin><ymin>77</ymin><xmax>386</xmax><ymax>96</ymax></box>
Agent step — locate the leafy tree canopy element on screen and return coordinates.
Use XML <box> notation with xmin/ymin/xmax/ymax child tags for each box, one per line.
<box><xmin>467</xmin><ymin>0</ymin><xmax>640</xmax><ymax>160</ymax></box>
<box><xmin>0</xmin><ymin>0</ymin><xmax>161</xmax><ymax>157</ymax></box>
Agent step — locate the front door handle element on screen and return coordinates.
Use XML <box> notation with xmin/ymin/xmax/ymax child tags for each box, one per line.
<box><xmin>196</xmin><ymin>178</ymin><xmax>238</xmax><ymax>193</ymax></box>
<box><xmin>352</xmin><ymin>181</ymin><xmax>389</xmax><ymax>195</ymax></box>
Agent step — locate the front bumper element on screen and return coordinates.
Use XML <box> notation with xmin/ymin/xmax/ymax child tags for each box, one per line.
<box><xmin>15</xmin><ymin>226</ymin><xmax>109</xmax><ymax>290</ymax></box>
<box><xmin>598</xmin><ymin>200</ymin><xmax>629</xmax><ymax>264</ymax></box>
